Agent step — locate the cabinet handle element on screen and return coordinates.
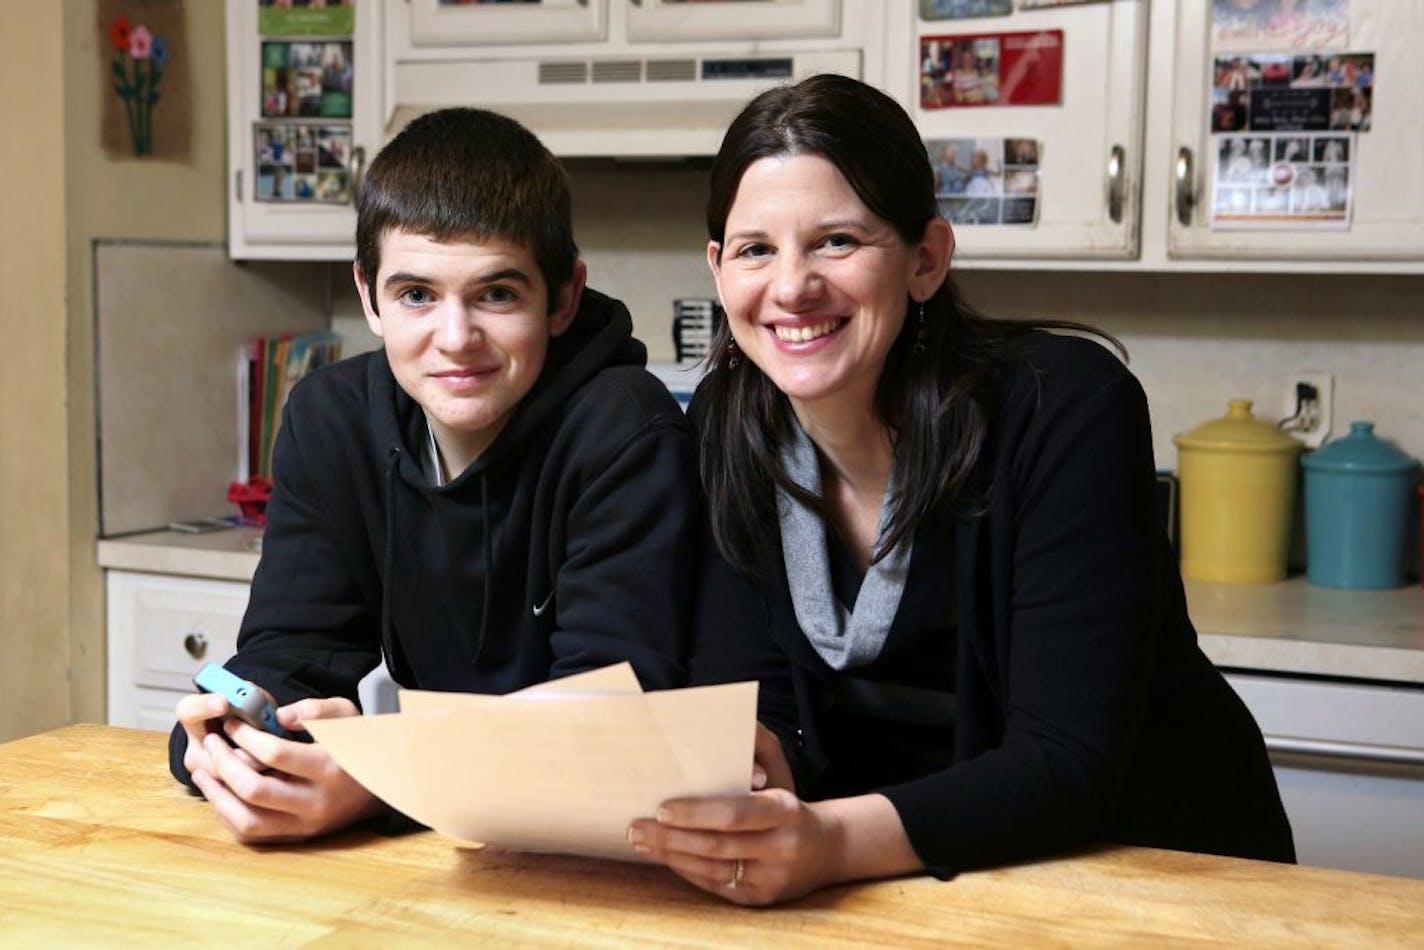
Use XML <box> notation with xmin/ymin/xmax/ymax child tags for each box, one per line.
<box><xmin>1264</xmin><ymin>734</ymin><xmax>1424</xmax><ymax>768</ymax></box>
<box><xmin>1105</xmin><ymin>144</ymin><xmax>1126</xmax><ymax>224</ymax></box>
<box><xmin>1174</xmin><ymin>146</ymin><xmax>1195</xmax><ymax>227</ymax></box>
<box><xmin>234</xmin><ymin>169</ymin><xmax>243</xmax><ymax>203</ymax></box>
<box><xmin>183</xmin><ymin>633</ymin><xmax>208</xmax><ymax>660</ymax></box>
<box><xmin>351</xmin><ymin>146</ymin><xmax>366</xmax><ymax>206</ymax></box>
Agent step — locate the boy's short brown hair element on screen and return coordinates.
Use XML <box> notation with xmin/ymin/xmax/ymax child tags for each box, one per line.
<box><xmin>355</xmin><ymin>108</ymin><xmax>578</xmax><ymax>313</ymax></box>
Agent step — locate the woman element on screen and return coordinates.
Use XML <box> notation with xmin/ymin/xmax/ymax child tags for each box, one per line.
<box><xmin>626</xmin><ymin>74</ymin><xmax>1293</xmax><ymax>905</ymax></box>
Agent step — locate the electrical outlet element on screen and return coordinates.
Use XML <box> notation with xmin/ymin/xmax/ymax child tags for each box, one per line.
<box><xmin>1280</xmin><ymin>371</ymin><xmax>1334</xmax><ymax>449</ymax></box>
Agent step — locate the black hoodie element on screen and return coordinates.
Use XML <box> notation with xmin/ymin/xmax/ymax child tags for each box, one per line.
<box><xmin>170</xmin><ymin>288</ymin><xmax>699</xmax><ymax>786</ymax></box>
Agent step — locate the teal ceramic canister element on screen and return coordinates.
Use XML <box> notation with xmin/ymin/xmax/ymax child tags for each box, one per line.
<box><xmin>1302</xmin><ymin>421</ymin><xmax>1421</xmax><ymax>589</ymax></box>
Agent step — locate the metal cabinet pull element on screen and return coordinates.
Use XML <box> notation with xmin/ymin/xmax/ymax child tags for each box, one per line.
<box><xmin>1174</xmin><ymin>146</ymin><xmax>1195</xmax><ymax>227</ymax></box>
<box><xmin>1105</xmin><ymin>144</ymin><xmax>1126</xmax><ymax>224</ymax></box>
<box><xmin>235</xmin><ymin>170</ymin><xmax>243</xmax><ymax>203</ymax></box>
<box><xmin>1265</xmin><ymin>734</ymin><xmax>1424</xmax><ymax>768</ymax></box>
<box><xmin>183</xmin><ymin>633</ymin><xmax>208</xmax><ymax>660</ymax></box>
<box><xmin>351</xmin><ymin>146</ymin><xmax>367</xmax><ymax>205</ymax></box>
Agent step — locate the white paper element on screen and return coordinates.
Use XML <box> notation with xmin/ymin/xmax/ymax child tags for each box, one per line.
<box><xmin>305</xmin><ymin>664</ymin><xmax>757</xmax><ymax>862</ymax></box>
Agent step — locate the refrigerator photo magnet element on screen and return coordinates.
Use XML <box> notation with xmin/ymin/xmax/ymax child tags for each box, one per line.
<box><xmin>261</xmin><ymin>40</ymin><xmax>354</xmax><ymax>119</ymax></box>
<box><xmin>254</xmin><ymin>121</ymin><xmax>352</xmax><ymax>203</ymax></box>
<box><xmin>1210</xmin><ymin>131</ymin><xmax>1353</xmax><ymax>229</ymax></box>
<box><xmin>920</xmin><ymin>31</ymin><xmax>1064</xmax><ymax>109</ymax></box>
<box><xmin>1211</xmin><ymin>0</ymin><xmax>1349</xmax><ymax>54</ymax></box>
<box><xmin>929</xmin><ymin>136</ymin><xmax>1041</xmax><ymax>226</ymax></box>
<box><xmin>920</xmin><ymin>0</ymin><xmax>1012</xmax><ymax>19</ymax></box>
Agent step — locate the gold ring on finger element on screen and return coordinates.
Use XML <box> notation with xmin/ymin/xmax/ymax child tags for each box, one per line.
<box><xmin>726</xmin><ymin>858</ymin><xmax>745</xmax><ymax>891</ymax></box>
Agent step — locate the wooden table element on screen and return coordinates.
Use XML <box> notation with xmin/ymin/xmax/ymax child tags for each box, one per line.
<box><xmin>2</xmin><ymin>726</ymin><xmax>1422</xmax><ymax>947</ymax></box>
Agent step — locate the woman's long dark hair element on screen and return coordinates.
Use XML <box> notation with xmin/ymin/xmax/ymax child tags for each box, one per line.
<box><xmin>701</xmin><ymin>74</ymin><xmax>1116</xmax><ymax>574</ymax></box>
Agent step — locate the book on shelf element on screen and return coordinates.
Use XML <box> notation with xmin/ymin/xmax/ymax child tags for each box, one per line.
<box><xmin>237</xmin><ymin>330</ymin><xmax>342</xmax><ymax>482</ymax></box>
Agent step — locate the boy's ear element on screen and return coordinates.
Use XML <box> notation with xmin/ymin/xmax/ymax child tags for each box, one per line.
<box><xmin>548</xmin><ymin>259</ymin><xmax>587</xmax><ymax>338</ymax></box>
<box><xmin>354</xmin><ymin>262</ymin><xmax>384</xmax><ymax>339</ymax></box>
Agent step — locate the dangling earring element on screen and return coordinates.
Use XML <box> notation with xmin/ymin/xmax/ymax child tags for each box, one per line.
<box><xmin>726</xmin><ymin>337</ymin><xmax>742</xmax><ymax>369</ymax></box>
<box><xmin>912</xmin><ymin>301</ymin><xmax>928</xmax><ymax>356</ymax></box>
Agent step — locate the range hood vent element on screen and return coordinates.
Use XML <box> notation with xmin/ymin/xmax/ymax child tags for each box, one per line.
<box><xmin>537</xmin><ymin>61</ymin><xmax>588</xmax><ymax>85</ymax></box>
<box><xmin>591</xmin><ymin>60</ymin><xmax>642</xmax><ymax>84</ymax></box>
<box><xmin>389</xmin><ymin>49</ymin><xmax>860</xmax><ymax>158</ymax></box>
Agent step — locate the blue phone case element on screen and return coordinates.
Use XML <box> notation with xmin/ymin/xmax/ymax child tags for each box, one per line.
<box><xmin>192</xmin><ymin>663</ymin><xmax>286</xmax><ymax>737</ymax></box>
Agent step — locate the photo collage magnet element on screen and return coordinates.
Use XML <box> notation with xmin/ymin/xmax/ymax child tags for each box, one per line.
<box><xmin>1205</xmin><ymin>0</ymin><xmax>1367</xmax><ymax>230</ymax></box>
<box><xmin>255</xmin><ymin>10</ymin><xmax>355</xmax><ymax>205</ymax></box>
<box><xmin>1211</xmin><ymin>52</ymin><xmax>1373</xmax><ymax>135</ymax></box>
<box><xmin>255</xmin><ymin>123</ymin><xmax>353</xmax><ymax>203</ymax></box>
<box><xmin>920</xmin><ymin>31</ymin><xmax>1063</xmax><ymax>110</ymax></box>
<box><xmin>1212</xmin><ymin>131</ymin><xmax>1352</xmax><ymax>228</ymax></box>
<box><xmin>262</xmin><ymin>40</ymin><xmax>353</xmax><ymax>119</ymax></box>
<box><xmin>929</xmin><ymin>137</ymin><xmax>1040</xmax><ymax>226</ymax></box>
<box><xmin>1211</xmin><ymin>0</ymin><xmax>1349</xmax><ymax>54</ymax></box>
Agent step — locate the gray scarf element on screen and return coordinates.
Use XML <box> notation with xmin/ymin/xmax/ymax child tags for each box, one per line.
<box><xmin>777</xmin><ymin>418</ymin><xmax>912</xmax><ymax>671</ymax></box>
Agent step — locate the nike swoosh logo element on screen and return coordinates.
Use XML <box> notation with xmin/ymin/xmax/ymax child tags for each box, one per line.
<box><xmin>532</xmin><ymin>591</ymin><xmax>554</xmax><ymax>618</ymax></box>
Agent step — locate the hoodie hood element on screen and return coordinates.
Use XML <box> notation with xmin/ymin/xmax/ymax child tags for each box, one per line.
<box><xmin>365</xmin><ymin>287</ymin><xmax>649</xmax><ymax>685</ymax></box>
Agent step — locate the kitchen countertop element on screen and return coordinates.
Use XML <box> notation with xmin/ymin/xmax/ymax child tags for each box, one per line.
<box><xmin>1187</xmin><ymin>578</ymin><xmax>1424</xmax><ymax>685</ymax></box>
<box><xmin>97</xmin><ymin>530</ymin><xmax>1424</xmax><ymax>685</ymax></box>
<box><xmin>97</xmin><ymin>526</ymin><xmax>262</xmax><ymax>581</ymax></box>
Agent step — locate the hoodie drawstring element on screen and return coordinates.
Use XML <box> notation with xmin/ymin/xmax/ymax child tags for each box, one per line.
<box><xmin>474</xmin><ymin>473</ymin><xmax>492</xmax><ymax>664</ymax></box>
<box><xmin>381</xmin><ymin>447</ymin><xmax>406</xmax><ymax>686</ymax></box>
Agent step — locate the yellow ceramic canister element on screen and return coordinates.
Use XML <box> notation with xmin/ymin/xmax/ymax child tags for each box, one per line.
<box><xmin>1173</xmin><ymin>399</ymin><xmax>1304</xmax><ymax>584</ymax></box>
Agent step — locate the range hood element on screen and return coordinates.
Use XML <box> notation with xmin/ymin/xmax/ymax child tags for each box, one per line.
<box><xmin>387</xmin><ymin>49</ymin><xmax>861</xmax><ymax>158</ymax></box>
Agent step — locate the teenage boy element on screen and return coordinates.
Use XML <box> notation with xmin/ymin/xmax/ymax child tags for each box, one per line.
<box><xmin>171</xmin><ymin>108</ymin><xmax>699</xmax><ymax>842</ymax></box>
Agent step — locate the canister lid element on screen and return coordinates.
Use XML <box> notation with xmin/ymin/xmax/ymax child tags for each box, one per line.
<box><xmin>1302</xmin><ymin>421</ymin><xmax>1421</xmax><ymax>474</ymax></box>
<box><xmin>1172</xmin><ymin>399</ymin><xmax>1304</xmax><ymax>454</ymax></box>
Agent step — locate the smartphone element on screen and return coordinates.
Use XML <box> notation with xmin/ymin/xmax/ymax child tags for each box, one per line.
<box><xmin>193</xmin><ymin>663</ymin><xmax>287</xmax><ymax>738</ymax></box>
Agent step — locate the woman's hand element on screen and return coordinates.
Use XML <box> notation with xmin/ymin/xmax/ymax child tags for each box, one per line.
<box><xmin>628</xmin><ymin>789</ymin><xmax>839</xmax><ymax>905</ymax></box>
<box><xmin>183</xmin><ymin>696</ymin><xmax>385</xmax><ymax>843</ymax></box>
<box><xmin>628</xmin><ymin>790</ymin><xmax>923</xmax><ymax>906</ymax></box>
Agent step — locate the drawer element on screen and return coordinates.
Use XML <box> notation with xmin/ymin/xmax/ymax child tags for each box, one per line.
<box><xmin>111</xmin><ymin>572</ymin><xmax>250</xmax><ymax>692</ymax></box>
<box><xmin>1225</xmin><ymin>672</ymin><xmax>1424</xmax><ymax>753</ymax></box>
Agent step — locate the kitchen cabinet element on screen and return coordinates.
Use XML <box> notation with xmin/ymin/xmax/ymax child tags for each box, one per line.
<box><xmin>105</xmin><ymin>570</ymin><xmax>250</xmax><ymax>732</ymax></box>
<box><xmin>225</xmin><ymin>0</ymin><xmax>885</xmax><ymax>259</ymax></box>
<box><xmin>99</xmin><ymin>530</ymin><xmax>388</xmax><ymax>730</ymax></box>
<box><xmin>1167</xmin><ymin>0</ymin><xmax>1424</xmax><ymax>263</ymax></box>
<box><xmin>1224</xmin><ymin>672</ymin><xmax>1424</xmax><ymax>879</ymax></box>
<box><xmin>225</xmin><ymin>0</ymin><xmax>385</xmax><ymax>259</ymax></box>
<box><xmin>406</xmin><ymin>0</ymin><xmax>606</xmax><ymax>47</ymax></box>
<box><xmin>406</xmin><ymin>0</ymin><xmax>841</xmax><ymax>47</ymax></box>
<box><xmin>886</xmin><ymin>0</ymin><xmax>1424</xmax><ymax>270</ymax></box>
<box><xmin>384</xmin><ymin>0</ymin><xmax>884</xmax><ymax>160</ymax></box>
<box><xmin>882</xmin><ymin>0</ymin><xmax>1147</xmax><ymax>261</ymax></box>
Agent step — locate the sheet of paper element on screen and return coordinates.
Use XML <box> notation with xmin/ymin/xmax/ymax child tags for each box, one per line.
<box><xmin>306</xmin><ymin>666</ymin><xmax>757</xmax><ymax>863</ymax></box>
<box><xmin>397</xmin><ymin>661</ymin><xmax>642</xmax><ymax>715</ymax></box>
<box><xmin>303</xmin><ymin>711</ymin><xmax>427</xmax><ymax>828</ymax></box>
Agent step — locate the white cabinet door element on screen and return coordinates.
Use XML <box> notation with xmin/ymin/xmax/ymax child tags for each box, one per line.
<box><xmin>1168</xmin><ymin>0</ymin><xmax>1424</xmax><ymax>261</ymax></box>
<box><xmin>226</xmin><ymin>0</ymin><xmax>384</xmax><ymax>260</ymax></box>
<box><xmin>626</xmin><ymin>0</ymin><xmax>840</xmax><ymax>43</ymax></box>
<box><xmin>1225</xmin><ymin>672</ymin><xmax>1424</xmax><ymax>880</ymax></box>
<box><xmin>883</xmin><ymin>0</ymin><xmax>1147</xmax><ymax>260</ymax></box>
<box><xmin>105</xmin><ymin>569</ymin><xmax>250</xmax><ymax>734</ymax></box>
<box><xmin>406</xmin><ymin>0</ymin><xmax>607</xmax><ymax>47</ymax></box>
<box><xmin>107</xmin><ymin>571</ymin><xmax>251</xmax><ymax>731</ymax></box>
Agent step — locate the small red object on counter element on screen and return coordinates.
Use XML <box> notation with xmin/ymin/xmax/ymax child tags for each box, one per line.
<box><xmin>228</xmin><ymin>476</ymin><xmax>273</xmax><ymax>526</ymax></box>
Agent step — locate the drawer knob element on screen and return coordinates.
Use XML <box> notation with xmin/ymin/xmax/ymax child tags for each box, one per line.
<box><xmin>183</xmin><ymin>633</ymin><xmax>208</xmax><ymax>660</ymax></box>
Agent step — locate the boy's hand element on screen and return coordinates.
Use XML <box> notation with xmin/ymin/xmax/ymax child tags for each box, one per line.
<box><xmin>182</xmin><ymin>695</ymin><xmax>384</xmax><ymax>843</ymax></box>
